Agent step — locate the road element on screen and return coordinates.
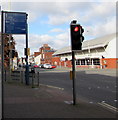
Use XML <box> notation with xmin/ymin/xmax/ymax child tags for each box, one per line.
<box><xmin>32</xmin><ymin>68</ymin><xmax>117</xmax><ymax>111</ymax></box>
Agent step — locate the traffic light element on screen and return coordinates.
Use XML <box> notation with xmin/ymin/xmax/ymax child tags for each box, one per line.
<box><xmin>70</xmin><ymin>20</ymin><xmax>84</xmax><ymax>50</ymax></box>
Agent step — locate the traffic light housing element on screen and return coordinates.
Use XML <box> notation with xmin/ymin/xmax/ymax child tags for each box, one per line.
<box><xmin>70</xmin><ymin>20</ymin><xmax>84</xmax><ymax>50</ymax></box>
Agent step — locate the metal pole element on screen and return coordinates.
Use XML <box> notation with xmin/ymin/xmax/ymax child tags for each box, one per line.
<box><xmin>72</xmin><ymin>51</ymin><xmax>76</xmax><ymax>105</ymax></box>
<box><xmin>1</xmin><ymin>10</ymin><xmax>4</xmax><ymax>120</ymax></box>
<box><xmin>9</xmin><ymin>35</ymin><xmax>12</xmax><ymax>81</ymax></box>
<box><xmin>25</xmin><ymin>14</ymin><xmax>29</xmax><ymax>85</ymax></box>
<box><xmin>4</xmin><ymin>70</ymin><xmax>6</xmax><ymax>82</ymax></box>
<box><xmin>37</xmin><ymin>72</ymin><xmax>39</xmax><ymax>86</ymax></box>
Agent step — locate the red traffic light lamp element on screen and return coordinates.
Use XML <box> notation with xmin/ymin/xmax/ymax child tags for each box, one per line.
<box><xmin>74</xmin><ymin>26</ymin><xmax>79</xmax><ymax>32</ymax></box>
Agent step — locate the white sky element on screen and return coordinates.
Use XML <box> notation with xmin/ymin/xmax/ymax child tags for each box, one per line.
<box><xmin>0</xmin><ymin>0</ymin><xmax>117</xmax><ymax>57</ymax></box>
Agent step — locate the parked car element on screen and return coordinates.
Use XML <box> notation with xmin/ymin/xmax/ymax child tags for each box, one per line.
<box><xmin>31</xmin><ymin>63</ymin><xmax>39</xmax><ymax>68</ymax></box>
<box><xmin>39</xmin><ymin>64</ymin><xmax>44</xmax><ymax>68</ymax></box>
<box><xmin>34</xmin><ymin>64</ymin><xmax>39</xmax><ymax>68</ymax></box>
<box><xmin>43</xmin><ymin>64</ymin><xmax>52</xmax><ymax>69</ymax></box>
<box><xmin>51</xmin><ymin>65</ymin><xmax>57</xmax><ymax>69</ymax></box>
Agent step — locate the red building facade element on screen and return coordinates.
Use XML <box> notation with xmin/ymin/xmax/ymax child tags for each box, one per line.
<box><xmin>40</xmin><ymin>44</ymin><xmax>55</xmax><ymax>64</ymax></box>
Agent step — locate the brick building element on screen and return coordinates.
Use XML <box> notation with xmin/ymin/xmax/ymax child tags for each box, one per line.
<box><xmin>29</xmin><ymin>44</ymin><xmax>56</xmax><ymax>65</ymax></box>
<box><xmin>40</xmin><ymin>44</ymin><xmax>56</xmax><ymax>64</ymax></box>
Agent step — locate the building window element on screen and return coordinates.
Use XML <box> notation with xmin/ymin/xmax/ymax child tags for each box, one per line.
<box><xmin>76</xmin><ymin>59</ymin><xmax>80</xmax><ymax>65</ymax></box>
<box><xmin>76</xmin><ymin>58</ymin><xmax>100</xmax><ymax>66</ymax></box>
<box><xmin>93</xmin><ymin>58</ymin><xmax>100</xmax><ymax>65</ymax></box>
<box><xmin>65</xmin><ymin>58</ymin><xmax>68</xmax><ymax>61</ymax></box>
<box><xmin>86</xmin><ymin>59</ymin><xmax>92</xmax><ymax>65</ymax></box>
<box><xmin>81</xmin><ymin>59</ymin><xmax>85</xmax><ymax>65</ymax></box>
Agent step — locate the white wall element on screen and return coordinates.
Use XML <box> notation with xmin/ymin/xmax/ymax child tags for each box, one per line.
<box><xmin>105</xmin><ymin>38</ymin><xmax>116</xmax><ymax>58</ymax></box>
<box><xmin>34</xmin><ymin>55</ymin><xmax>41</xmax><ymax>65</ymax></box>
<box><xmin>60</xmin><ymin>48</ymin><xmax>106</xmax><ymax>60</ymax></box>
<box><xmin>29</xmin><ymin>55</ymin><xmax>34</xmax><ymax>64</ymax></box>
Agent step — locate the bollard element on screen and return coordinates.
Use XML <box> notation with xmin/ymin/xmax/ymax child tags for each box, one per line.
<box><xmin>32</xmin><ymin>72</ymin><xmax>34</xmax><ymax>88</ymax></box>
<box><xmin>31</xmin><ymin>68</ymin><xmax>35</xmax><ymax>88</ymax></box>
<box><xmin>37</xmin><ymin>72</ymin><xmax>39</xmax><ymax>86</ymax></box>
<box><xmin>4</xmin><ymin>70</ymin><xmax>6</xmax><ymax>81</ymax></box>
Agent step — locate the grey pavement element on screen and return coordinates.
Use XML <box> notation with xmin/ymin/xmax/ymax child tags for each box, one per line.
<box><xmin>3</xmin><ymin>81</ymin><xmax>117</xmax><ymax>118</ymax></box>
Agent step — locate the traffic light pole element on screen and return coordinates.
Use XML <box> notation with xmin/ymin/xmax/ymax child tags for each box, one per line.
<box><xmin>70</xmin><ymin>20</ymin><xmax>84</xmax><ymax>105</ymax></box>
<box><xmin>25</xmin><ymin>14</ymin><xmax>29</xmax><ymax>85</ymax></box>
<box><xmin>72</xmin><ymin>50</ymin><xmax>76</xmax><ymax>105</ymax></box>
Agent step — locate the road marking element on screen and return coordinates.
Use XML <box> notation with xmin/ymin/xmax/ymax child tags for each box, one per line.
<box><xmin>64</xmin><ymin>101</ymin><xmax>73</xmax><ymax>104</ymax></box>
<box><xmin>88</xmin><ymin>87</ymin><xmax>91</xmax><ymax>90</ymax></box>
<box><xmin>89</xmin><ymin>101</ymin><xmax>93</xmax><ymax>104</ymax></box>
<box><xmin>39</xmin><ymin>71</ymin><xmax>69</xmax><ymax>73</ymax></box>
<box><xmin>114</xmin><ymin>100</ymin><xmax>117</xmax><ymax>102</ymax></box>
<box><xmin>40</xmin><ymin>84</ymin><xmax>64</xmax><ymax>90</ymax></box>
<box><xmin>98</xmin><ymin>102</ymin><xmax>118</xmax><ymax>113</ymax></box>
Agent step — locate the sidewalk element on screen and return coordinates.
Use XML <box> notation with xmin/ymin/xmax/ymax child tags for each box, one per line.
<box><xmin>3</xmin><ymin>82</ymin><xmax>116</xmax><ymax>118</ymax></box>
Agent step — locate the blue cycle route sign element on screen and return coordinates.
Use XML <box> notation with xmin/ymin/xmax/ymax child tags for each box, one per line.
<box><xmin>5</xmin><ymin>12</ymin><xmax>27</xmax><ymax>34</ymax></box>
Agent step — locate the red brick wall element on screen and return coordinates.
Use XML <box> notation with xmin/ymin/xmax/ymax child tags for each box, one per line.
<box><xmin>51</xmin><ymin>57</ymin><xmax>118</xmax><ymax>69</ymax></box>
<box><xmin>51</xmin><ymin>58</ymin><xmax>72</xmax><ymax>67</ymax></box>
<box><xmin>44</xmin><ymin>52</ymin><xmax>54</xmax><ymax>64</ymax></box>
<box><xmin>65</xmin><ymin>60</ymin><xmax>72</xmax><ymax>67</ymax></box>
<box><xmin>39</xmin><ymin>44</ymin><xmax>54</xmax><ymax>64</ymax></box>
<box><xmin>52</xmin><ymin>57</ymin><xmax>60</xmax><ymax>65</ymax></box>
<box><xmin>34</xmin><ymin>52</ymin><xmax>41</xmax><ymax>57</ymax></box>
<box><xmin>101</xmin><ymin>58</ymin><xmax>118</xmax><ymax>69</ymax></box>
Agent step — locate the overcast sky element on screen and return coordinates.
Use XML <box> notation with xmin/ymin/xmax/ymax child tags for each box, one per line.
<box><xmin>0</xmin><ymin>0</ymin><xmax>117</xmax><ymax>57</ymax></box>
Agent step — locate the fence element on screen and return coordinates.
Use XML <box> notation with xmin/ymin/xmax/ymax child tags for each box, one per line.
<box><xmin>4</xmin><ymin>68</ymin><xmax>40</xmax><ymax>88</ymax></box>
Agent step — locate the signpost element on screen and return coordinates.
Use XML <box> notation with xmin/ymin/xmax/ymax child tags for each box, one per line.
<box><xmin>1</xmin><ymin>10</ymin><xmax>29</xmax><ymax>119</ymax></box>
<box><xmin>1</xmin><ymin>10</ymin><xmax>4</xmax><ymax>120</ymax></box>
<box><xmin>0</xmin><ymin>5</ymin><xmax>2</xmax><ymax>120</ymax></box>
<box><xmin>1</xmin><ymin>11</ymin><xmax>29</xmax><ymax>87</ymax></box>
<box><xmin>5</xmin><ymin>12</ymin><xmax>27</xmax><ymax>34</ymax></box>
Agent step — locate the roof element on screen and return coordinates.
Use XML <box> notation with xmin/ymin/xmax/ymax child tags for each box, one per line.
<box><xmin>53</xmin><ymin>33</ymin><xmax>117</xmax><ymax>56</ymax></box>
<box><xmin>53</xmin><ymin>46</ymin><xmax>71</xmax><ymax>56</ymax></box>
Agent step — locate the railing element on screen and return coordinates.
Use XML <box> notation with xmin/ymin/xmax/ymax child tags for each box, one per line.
<box><xmin>4</xmin><ymin>68</ymin><xmax>40</xmax><ymax>88</ymax></box>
